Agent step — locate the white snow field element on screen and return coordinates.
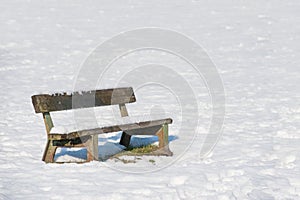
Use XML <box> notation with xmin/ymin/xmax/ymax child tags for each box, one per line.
<box><xmin>0</xmin><ymin>0</ymin><xmax>300</xmax><ymax>199</ymax></box>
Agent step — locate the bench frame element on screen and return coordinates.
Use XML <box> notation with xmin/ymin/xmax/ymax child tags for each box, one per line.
<box><xmin>32</xmin><ymin>87</ymin><xmax>172</xmax><ymax>163</ymax></box>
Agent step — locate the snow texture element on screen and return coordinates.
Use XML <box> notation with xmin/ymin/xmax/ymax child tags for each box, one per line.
<box><xmin>0</xmin><ymin>0</ymin><xmax>299</xmax><ymax>199</ymax></box>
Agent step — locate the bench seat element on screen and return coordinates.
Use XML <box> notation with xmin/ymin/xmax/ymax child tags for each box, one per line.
<box><xmin>49</xmin><ymin>118</ymin><xmax>172</xmax><ymax>140</ymax></box>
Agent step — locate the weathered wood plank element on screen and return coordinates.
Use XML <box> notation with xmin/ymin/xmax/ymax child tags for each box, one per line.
<box><xmin>50</xmin><ymin>118</ymin><xmax>173</xmax><ymax>139</ymax></box>
<box><xmin>32</xmin><ymin>87</ymin><xmax>136</xmax><ymax>113</ymax></box>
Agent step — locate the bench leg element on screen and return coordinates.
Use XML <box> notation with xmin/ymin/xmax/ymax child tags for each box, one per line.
<box><xmin>87</xmin><ymin>135</ymin><xmax>99</xmax><ymax>161</ymax></box>
<box><xmin>43</xmin><ymin>140</ymin><xmax>57</xmax><ymax>163</ymax></box>
<box><xmin>120</xmin><ymin>131</ymin><xmax>131</xmax><ymax>147</ymax></box>
<box><xmin>156</xmin><ymin>124</ymin><xmax>173</xmax><ymax>156</ymax></box>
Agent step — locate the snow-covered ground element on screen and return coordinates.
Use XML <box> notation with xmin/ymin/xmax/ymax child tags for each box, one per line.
<box><xmin>1</xmin><ymin>0</ymin><xmax>300</xmax><ymax>199</ymax></box>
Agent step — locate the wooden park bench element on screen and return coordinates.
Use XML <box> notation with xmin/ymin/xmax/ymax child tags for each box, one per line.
<box><xmin>31</xmin><ymin>87</ymin><xmax>173</xmax><ymax>163</ymax></box>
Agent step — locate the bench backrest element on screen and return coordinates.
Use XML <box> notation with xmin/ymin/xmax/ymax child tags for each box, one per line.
<box><xmin>31</xmin><ymin>87</ymin><xmax>136</xmax><ymax>113</ymax></box>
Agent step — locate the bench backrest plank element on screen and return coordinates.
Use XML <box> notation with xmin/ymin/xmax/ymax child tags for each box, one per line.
<box><xmin>32</xmin><ymin>87</ymin><xmax>136</xmax><ymax>113</ymax></box>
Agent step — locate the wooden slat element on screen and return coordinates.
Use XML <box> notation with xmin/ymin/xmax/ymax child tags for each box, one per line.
<box><xmin>32</xmin><ymin>87</ymin><xmax>136</xmax><ymax>113</ymax></box>
<box><xmin>49</xmin><ymin>118</ymin><xmax>173</xmax><ymax>140</ymax></box>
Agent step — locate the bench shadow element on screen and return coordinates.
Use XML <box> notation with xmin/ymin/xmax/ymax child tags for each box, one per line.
<box><xmin>54</xmin><ymin>132</ymin><xmax>178</xmax><ymax>162</ymax></box>
<box><xmin>54</xmin><ymin>148</ymin><xmax>87</xmax><ymax>162</ymax></box>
